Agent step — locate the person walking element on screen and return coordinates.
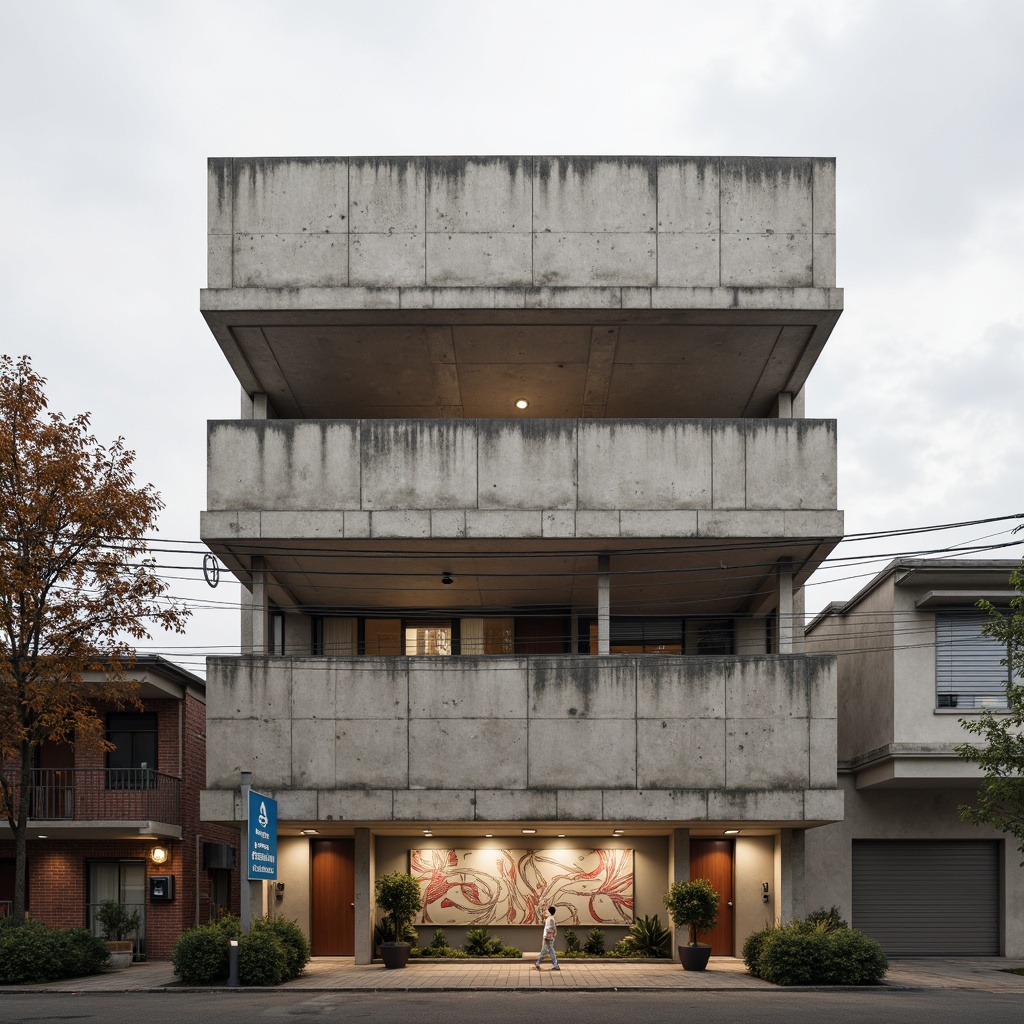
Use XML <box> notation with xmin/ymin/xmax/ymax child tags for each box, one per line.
<box><xmin>533</xmin><ymin>906</ymin><xmax>560</xmax><ymax>971</ymax></box>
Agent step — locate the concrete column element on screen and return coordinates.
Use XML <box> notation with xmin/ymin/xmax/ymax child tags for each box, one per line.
<box><xmin>597</xmin><ymin>554</ymin><xmax>610</xmax><ymax>655</ymax></box>
<box><xmin>777</xmin><ymin>558</ymin><xmax>794</xmax><ymax>654</ymax></box>
<box><xmin>240</xmin><ymin>389</ymin><xmax>270</xmax><ymax>419</ymax></box>
<box><xmin>251</xmin><ymin>556</ymin><xmax>268</xmax><ymax>655</ymax></box>
<box><xmin>671</xmin><ymin>828</ymin><xmax>690</xmax><ymax>884</ymax></box>
<box><xmin>779</xmin><ymin>829</ymin><xmax>806</xmax><ymax>924</ymax></box>
<box><xmin>669</xmin><ymin>828</ymin><xmax>690</xmax><ymax>953</ymax></box>
<box><xmin>354</xmin><ymin>828</ymin><xmax>374</xmax><ymax>964</ymax></box>
<box><xmin>776</xmin><ymin>391</ymin><xmax>794</xmax><ymax>418</ymax></box>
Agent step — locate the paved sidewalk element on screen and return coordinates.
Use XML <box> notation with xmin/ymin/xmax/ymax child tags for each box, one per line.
<box><xmin>5</xmin><ymin>955</ymin><xmax>1024</xmax><ymax>994</ymax></box>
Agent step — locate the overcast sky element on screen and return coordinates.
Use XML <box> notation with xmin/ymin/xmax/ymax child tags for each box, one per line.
<box><xmin>2</xmin><ymin>0</ymin><xmax>1022</xmax><ymax>675</ymax></box>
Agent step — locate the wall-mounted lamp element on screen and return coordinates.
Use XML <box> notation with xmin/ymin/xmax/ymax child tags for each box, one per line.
<box><xmin>515</xmin><ymin>399</ymin><xmax>529</xmax><ymax>410</ymax></box>
<box><xmin>150</xmin><ymin>844</ymin><xmax>169</xmax><ymax>865</ymax></box>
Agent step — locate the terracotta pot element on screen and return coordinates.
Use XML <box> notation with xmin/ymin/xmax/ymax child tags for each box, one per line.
<box><xmin>678</xmin><ymin>943</ymin><xmax>712</xmax><ymax>971</ymax></box>
<box><xmin>379</xmin><ymin>942</ymin><xmax>412</xmax><ymax>969</ymax></box>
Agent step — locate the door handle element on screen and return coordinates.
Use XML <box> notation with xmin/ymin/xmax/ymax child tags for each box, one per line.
<box><xmin>727</xmin><ymin>901</ymin><xmax>733</xmax><ymax>907</ymax></box>
<box><xmin>350</xmin><ymin>903</ymin><xmax>355</xmax><ymax>907</ymax></box>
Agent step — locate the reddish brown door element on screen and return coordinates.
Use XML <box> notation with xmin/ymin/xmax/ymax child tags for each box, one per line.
<box><xmin>690</xmin><ymin>839</ymin><xmax>734</xmax><ymax>955</ymax></box>
<box><xmin>311</xmin><ymin>839</ymin><xmax>355</xmax><ymax>955</ymax></box>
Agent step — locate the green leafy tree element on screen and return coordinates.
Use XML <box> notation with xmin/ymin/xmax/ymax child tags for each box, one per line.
<box><xmin>0</xmin><ymin>356</ymin><xmax>189</xmax><ymax>922</ymax></box>
<box><xmin>956</xmin><ymin>556</ymin><xmax>1024</xmax><ymax>861</ymax></box>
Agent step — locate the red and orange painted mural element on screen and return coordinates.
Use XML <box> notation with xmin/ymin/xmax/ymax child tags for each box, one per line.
<box><xmin>410</xmin><ymin>848</ymin><xmax>634</xmax><ymax>926</ymax></box>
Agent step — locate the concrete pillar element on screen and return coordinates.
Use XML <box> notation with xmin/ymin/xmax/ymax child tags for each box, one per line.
<box><xmin>240</xmin><ymin>389</ymin><xmax>270</xmax><ymax>419</ymax></box>
<box><xmin>779</xmin><ymin>829</ymin><xmax>806</xmax><ymax>924</ymax></box>
<box><xmin>250</xmin><ymin>556</ymin><xmax>268</xmax><ymax>655</ymax></box>
<box><xmin>777</xmin><ymin>558</ymin><xmax>794</xmax><ymax>654</ymax></box>
<box><xmin>669</xmin><ymin>828</ymin><xmax>690</xmax><ymax>953</ymax></box>
<box><xmin>597</xmin><ymin>554</ymin><xmax>610</xmax><ymax>655</ymax></box>
<box><xmin>776</xmin><ymin>391</ymin><xmax>794</xmax><ymax>418</ymax></box>
<box><xmin>354</xmin><ymin>828</ymin><xmax>375</xmax><ymax>965</ymax></box>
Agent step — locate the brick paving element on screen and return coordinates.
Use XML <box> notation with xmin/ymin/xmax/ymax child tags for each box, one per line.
<box><xmin>5</xmin><ymin>954</ymin><xmax>1024</xmax><ymax>994</ymax></box>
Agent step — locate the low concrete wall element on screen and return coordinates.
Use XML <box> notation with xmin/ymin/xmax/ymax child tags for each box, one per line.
<box><xmin>204</xmin><ymin>418</ymin><xmax>839</xmax><ymax>540</ymax></box>
<box><xmin>202</xmin><ymin>654</ymin><xmax>839</xmax><ymax>826</ymax></box>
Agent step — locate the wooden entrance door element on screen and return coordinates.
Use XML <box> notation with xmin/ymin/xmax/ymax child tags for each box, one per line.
<box><xmin>690</xmin><ymin>839</ymin><xmax>734</xmax><ymax>955</ymax></box>
<box><xmin>310</xmin><ymin>839</ymin><xmax>355</xmax><ymax>955</ymax></box>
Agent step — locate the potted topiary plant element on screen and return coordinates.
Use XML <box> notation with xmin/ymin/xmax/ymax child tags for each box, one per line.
<box><xmin>663</xmin><ymin>878</ymin><xmax>719</xmax><ymax>971</ymax></box>
<box><xmin>96</xmin><ymin>899</ymin><xmax>141</xmax><ymax>969</ymax></box>
<box><xmin>374</xmin><ymin>872</ymin><xmax>423</xmax><ymax>969</ymax></box>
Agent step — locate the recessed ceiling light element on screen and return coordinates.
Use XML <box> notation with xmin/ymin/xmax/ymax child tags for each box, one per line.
<box><xmin>557</xmin><ymin>834</ymin><xmax>566</xmax><ymax>838</ymax></box>
<box><xmin>300</xmin><ymin>829</ymin><xmax>319</xmax><ymax>835</ymax></box>
<box><xmin>37</xmin><ymin>834</ymin><xmax>48</xmax><ymax>839</ymax></box>
<box><xmin>613</xmin><ymin>830</ymin><xmax>624</xmax><ymax>836</ymax></box>
<box><xmin>515</xmin><ymin>399</ymin><xmax>529</xmax><ymax>409</ymax></box>
<box><xmin>724</xmin><ymin>829</ymin><xmax>741</xmax><ymax>835</ymax></box>
<box><xmin>484</xmin><ymin>834</ymin><xmax>493</xmax><ymax>838</ymax></box>
<box><xmin>522</xmin><ymin>828</ymin><xmax>537</xmax><ymax>834</ymax></box>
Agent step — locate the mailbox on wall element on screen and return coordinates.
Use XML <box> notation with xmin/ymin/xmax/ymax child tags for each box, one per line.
<box><xmin>149</xmin><ymin>875</ymin><xmax>174</xmax><ymax>902</ymax></box>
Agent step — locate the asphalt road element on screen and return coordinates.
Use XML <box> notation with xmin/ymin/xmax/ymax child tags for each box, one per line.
<box><xmin>2</xmin><ymin>990</ymin><xmax>1023</xmax><ymax>1024</ymax></box>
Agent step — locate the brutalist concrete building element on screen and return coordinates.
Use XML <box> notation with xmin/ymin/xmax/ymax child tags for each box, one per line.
<box><xmin>198</xmin><ymin>156</ymin><xmax>845</xmax><ymax>961</ymax></box>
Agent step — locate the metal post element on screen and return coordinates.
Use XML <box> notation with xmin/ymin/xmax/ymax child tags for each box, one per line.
<box><xmin>228</xmin><ymin>939</ymin><xmax>240</xmax><ymax>986</ymax></box>
<box><xmin>240</xmin><ymin>771</ymin><xmax>251</xmax><ymax>935</ymax></box>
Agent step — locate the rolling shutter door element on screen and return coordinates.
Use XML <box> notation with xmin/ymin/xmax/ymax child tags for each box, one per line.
<box><xmin>852</xmin><ymin>840</ymin><xmax>999</xmax><ymax>955</ymax></box>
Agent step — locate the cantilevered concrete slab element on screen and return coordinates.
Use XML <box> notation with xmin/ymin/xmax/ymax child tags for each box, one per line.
<box><xmin>203</xmin><ymin>156</ymin><xmax>841</xmax><ymax>419</ymax></box>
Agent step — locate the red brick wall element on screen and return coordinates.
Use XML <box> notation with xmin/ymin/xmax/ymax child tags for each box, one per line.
<box><xmin>0</xmin><ymin>690</ymin><xmax>242</xmax><ymax>959</ymax></box>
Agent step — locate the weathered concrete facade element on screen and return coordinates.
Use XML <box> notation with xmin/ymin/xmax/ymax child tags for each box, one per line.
<box><xmin>200</xmin><ymin>156</ymin><xmax>845</xmax><ymax>961</ymax></box>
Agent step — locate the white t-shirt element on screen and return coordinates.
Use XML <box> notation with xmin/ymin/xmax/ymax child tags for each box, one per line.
<box><xmin>543</xmin><ymin>914</ymin><xmax>557</xmax><ymax>941</ymax></box>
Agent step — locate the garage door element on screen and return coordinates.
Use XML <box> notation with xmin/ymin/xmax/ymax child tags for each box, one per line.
<box><xmin>852</xmin><ymin>840</ymin><xmax>999</xmax><ymax>955</ymax></box>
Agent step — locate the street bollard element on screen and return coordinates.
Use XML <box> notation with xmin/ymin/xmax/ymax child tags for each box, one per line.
<box><xmin>228</xmin><ymin>939</ymin><xmax>240</xmax><ymax>987</ymax></box>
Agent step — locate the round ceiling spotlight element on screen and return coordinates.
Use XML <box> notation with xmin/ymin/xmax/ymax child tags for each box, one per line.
<box><xmin>515</xmin><ymin>399</ymin><xmax>529</xmax><ymax>409</ymax></box>
<box><xmin>441</xmin><ymin>572</ymin><xmax>454</xmax><ymax>585</ymax></box>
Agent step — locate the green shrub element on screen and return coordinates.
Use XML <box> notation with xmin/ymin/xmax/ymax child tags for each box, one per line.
<box><xmin>429</xmin><ymin>927</ymin><xmax>448</xmax><ymax>950</ymax></box>
<box><xmin>465</xmin><ymin>927</ymin><xmax>504</xmax><ymax>956</ymax></box>
<box><xmin>805</xmin><ymin>905</ymin><xmax>848</xmax><ymax>931</ymax></box>
<box><xmin>374</xmin><ymin>916</ymin><xmax>418</xmax><ymax>947</ymax></box>
<box><xmin>171</xmin><ymin>924</ymin><xmax>229</xmax><ymax>985</ymax></box>
<box><xmin>238</xmin><ymin>928</ymin><xmax>287</xmax><ymax>987</ymax></box>
<box><xmin>820</xmin><ymin>928</ymin><xmax>888</xmax><ymax>985</ymax></box>
<box><xmin>562</xmin><ymin>928</ymin><xmax>581</xmax><ymax>953</ymax></box>
<box><xmin>496</xmin><ymin>944</ymin><xmax>521</xmax><ymax>958</ymax></box>
<box><xmin>254</xmin><ymin>917</ymin><xmax>310</xmax><ymax>979</ymax></box>
<box><xmin>62</xmin><ymin>928</ymin><xmax>111</xmax><ymax>977</ymax></box>
<box><xmin>95</xmin><ymin>899</ymin><xmax>140</xmax><ymax>941</ymax></box>
<box><xmin>622</xmin><ymin>914</ymin><xmax>671</xmax><ymax>957</ymax></box>
<box><xmin>610</xmin><ymin>938</ymin><xmax>634</xmax><ymax>957</ymax></box>
<box><xmin>741</xmin><ymin>924</ymin><xmax>778</xmax><ymax>977</ymax></box>
<box><xmin>583</xmin><ymin>928</ymin><xmax>605</xmax><ymax>956</ymax></box>
<box><xmin>212</xmin><ymin>913</ymin><xmax>242</xmax><ymax>940</ymax></box>
<box><xmin>0</xmin><ymin>920</ymin><xmax>109</xmax><ymax>984</ymax></box>
<box><xmin>754</xmin><ymin>920</ymin><xmax>887</xmax><ymax>986</ymax></box>
<box><xmin>374</xmin><ymin>872</ymin><xmax>422</xmax><ymax>945</ymax></box>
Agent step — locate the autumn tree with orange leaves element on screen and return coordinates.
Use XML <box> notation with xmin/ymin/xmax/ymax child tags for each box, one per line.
<box><xmin>0</xmin><ymin>355</ymin><xmax>189</xmax><ymax>923</ymax></box>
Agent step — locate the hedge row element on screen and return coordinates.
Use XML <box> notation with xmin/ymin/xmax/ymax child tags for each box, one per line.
<box><xmin>0</xmin><ymin>919</ymin><xmax>110</xmax><ymax>984</ymax></box>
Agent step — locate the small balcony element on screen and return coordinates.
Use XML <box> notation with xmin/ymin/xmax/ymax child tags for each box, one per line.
<box><xmin>1</xmin><ymin>769</ymin><xmax>181</xmax><ymax>834</ymax></box>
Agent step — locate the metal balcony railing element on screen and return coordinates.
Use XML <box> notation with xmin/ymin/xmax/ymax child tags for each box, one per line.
<box><xmin>1</xmin><ymin>769</ymin><xmax>181</xmax><ymax>824</ymax></box>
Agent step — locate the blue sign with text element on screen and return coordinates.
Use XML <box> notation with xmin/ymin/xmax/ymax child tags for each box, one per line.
<box><xmin>246</xmin><ymin>789</ymin><xmax>278</xmax><ymax>880</ymax></box>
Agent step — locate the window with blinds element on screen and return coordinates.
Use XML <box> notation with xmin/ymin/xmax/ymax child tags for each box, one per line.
<box><xmin>935</xmin><ymin>611</ymin><xmax>1014</xmax><ymax>709</ymax></box>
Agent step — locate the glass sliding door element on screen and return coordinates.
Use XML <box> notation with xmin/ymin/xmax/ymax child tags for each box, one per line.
<box><xmin>87</xmin><ymin>860</ymin><xmax>146</xmax><ymax>959</ymax></box>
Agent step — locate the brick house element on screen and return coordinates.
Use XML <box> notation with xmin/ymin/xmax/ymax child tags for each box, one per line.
<box><xmin>0</xmin><ymin>656</ymin><xmax>239</xmax><ymax>959</ymax></box>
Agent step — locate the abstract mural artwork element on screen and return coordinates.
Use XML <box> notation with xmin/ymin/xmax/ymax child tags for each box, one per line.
<box><xmin>410</xmin><ymin>848</ymin><xmax>634</xmax><ymax>926</ymax></box>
